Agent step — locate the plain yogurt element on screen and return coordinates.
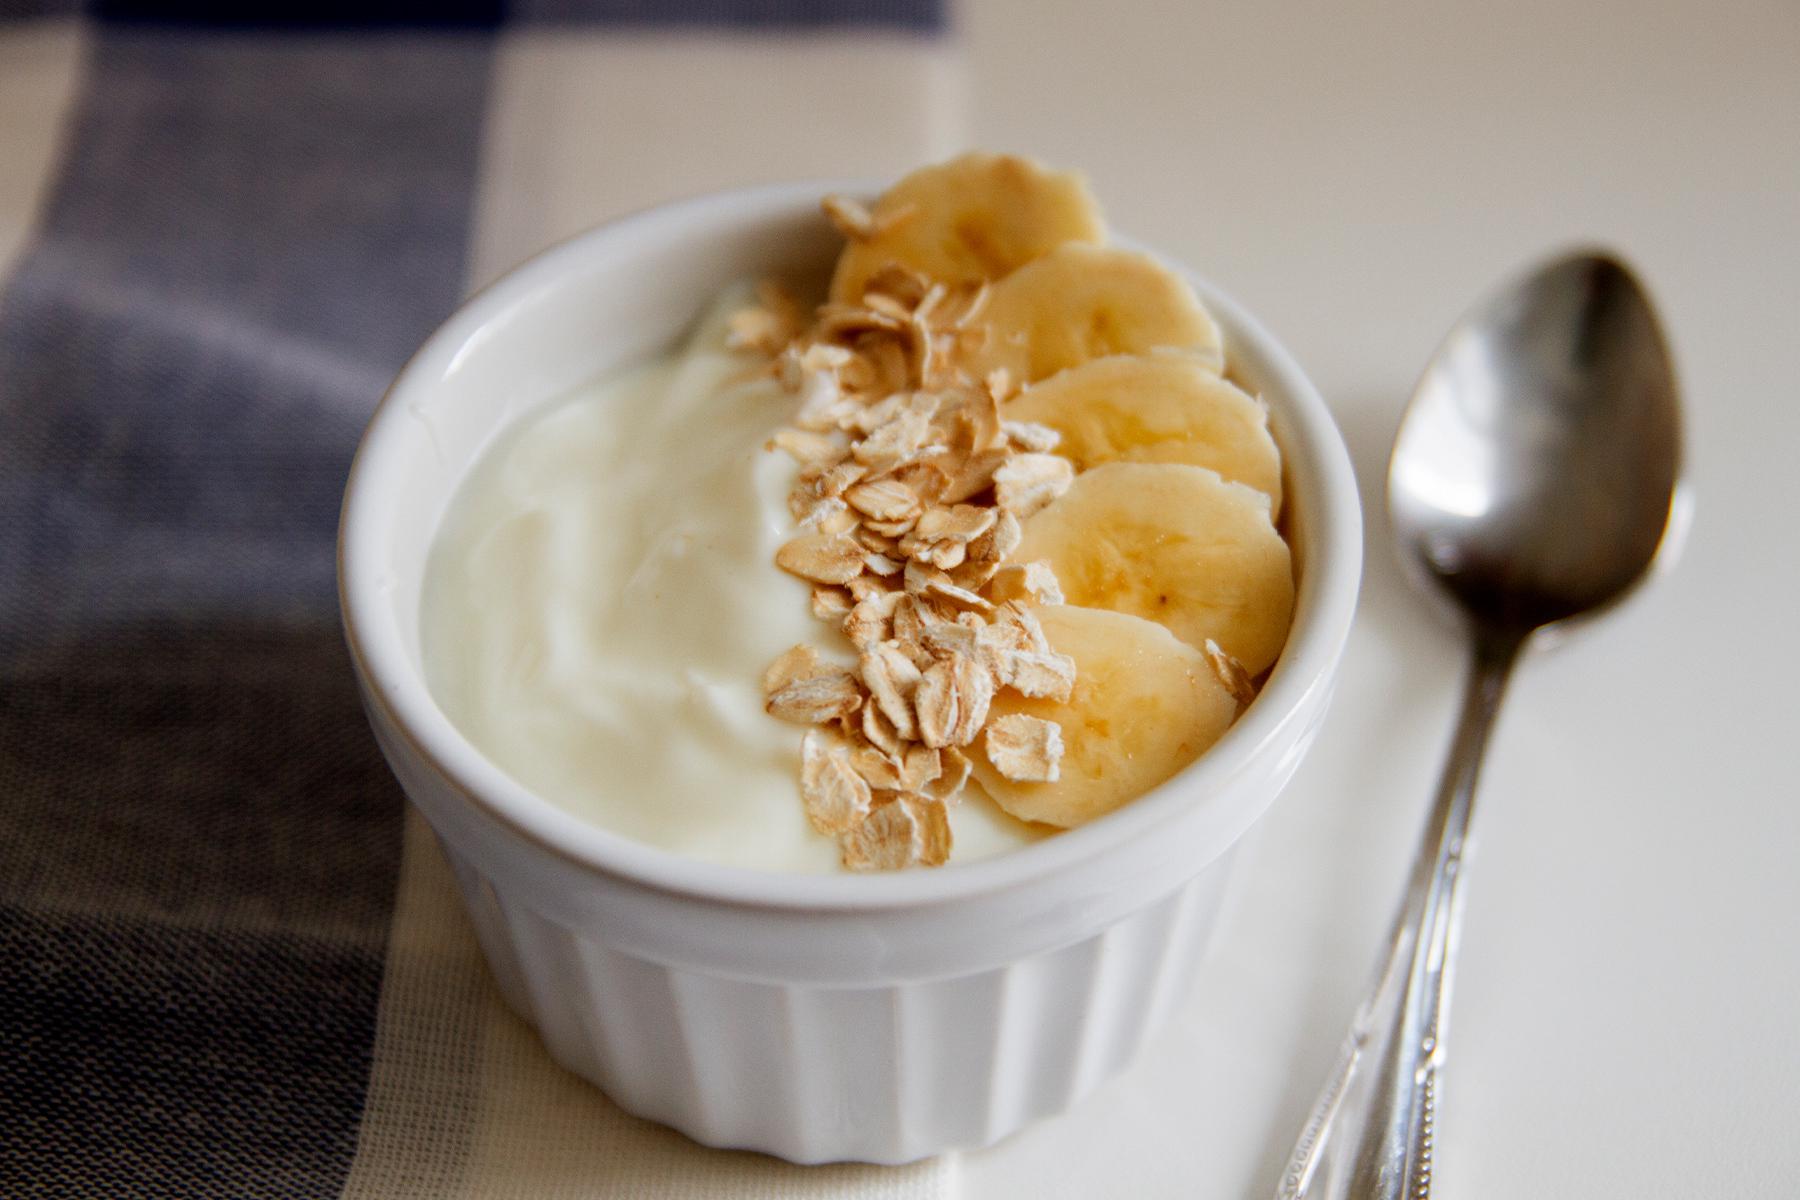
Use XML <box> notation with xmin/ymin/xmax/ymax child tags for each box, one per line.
<box><xmin>422</xmin><ymin>291</ymin><xmax>1044</xmax><ymax>872</ymax></box>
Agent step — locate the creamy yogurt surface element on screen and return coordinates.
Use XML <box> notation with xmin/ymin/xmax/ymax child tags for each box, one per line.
<box><xmin>422</xmin><ymin>292</ymin><xmax>1044</xmax><ymax>873</ymax></box>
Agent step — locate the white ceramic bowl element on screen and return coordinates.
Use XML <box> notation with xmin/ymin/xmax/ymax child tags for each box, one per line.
<box><xmin>338</xmin><ymin>181</ymin><xmax>1361</xmax><ymax>1165</ymax></box>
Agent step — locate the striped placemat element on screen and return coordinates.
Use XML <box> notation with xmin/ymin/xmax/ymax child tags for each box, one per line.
<box><xmin>0</xmin><ymin>4</ymin><xmax>958</xmax><ymax>1195</ymax></box>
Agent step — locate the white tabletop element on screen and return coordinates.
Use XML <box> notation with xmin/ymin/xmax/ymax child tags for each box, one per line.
<box><xmin>958</xmin><ymin>0</ymin><xmax>1800</xmax><ymax>1195</ymax></box>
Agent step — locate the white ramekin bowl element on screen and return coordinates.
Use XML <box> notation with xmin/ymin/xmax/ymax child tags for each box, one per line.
<box><xmin>339</xmin><ymin>181</ymin><xmax>1361</xmax><ymax>1165</ymax></box>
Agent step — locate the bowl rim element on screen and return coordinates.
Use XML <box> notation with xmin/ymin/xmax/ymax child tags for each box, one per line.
<box><xmin>338</xmin><ymin>178</ymin><xmax>1362</xmax><ymax>913</ymax></box>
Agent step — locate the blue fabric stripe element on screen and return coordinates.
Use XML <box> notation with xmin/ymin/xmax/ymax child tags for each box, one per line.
<box><xmin>0</xmin><ymin>2</ymin><xmax>83</xmax><ymax>19</ymax></box>
<box><xmin>0</xmin><ymin>908</ymin><xmax>389</xmax><ymax>1199</ymax></box>
<box><xmin>1</xmin><ymin>0</ymin><xmax>945</xmax><ymax>29</ymax></box>
<box><xmin>507</xmin><ymin>0</ymin><xmax>943</xmax><ymax>28</ymax></box>
<box><xmin>0</xmin><ymin>29</ymin><xmax>492</xmax><ymax>1197</ymax></box>
<box><xmin>95</xmin><ymin>0</ymin><xmax>506</xmax><ymax>27</ymax></box>
<box><xmin>0</xmin><ymin>31</ymin><xmax>491</xmax><ymax>629</ymax></box>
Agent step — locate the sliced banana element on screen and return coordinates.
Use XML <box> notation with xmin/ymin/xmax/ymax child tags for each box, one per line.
<box><xmin>969</xmin><ymin>245</ymin><xmax>1224</xmax><ymax>384</ymax></box>
<box><xmin>830</xmin><ymin>152</ymin><xmax>1106</xmax><ymax>304</ymax></box>
<box><xmin>1005</xmin><ymin>354</ymin><xmax>1283</xmax><ymax>516</ymax></box>
<box><xmin>969</xmin><ymin>604</ymin><xmax>1237</xmax><ymax>827</ymax></box>
<box><xmin>1015</xmin><ymin>462</ymin><xmax>1294</xmax><ymax>675</ymax></box>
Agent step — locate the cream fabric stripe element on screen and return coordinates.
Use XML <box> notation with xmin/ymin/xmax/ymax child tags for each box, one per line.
<box><xmin>0</xmin><ymin>21</ymin><xmax>85</xmax><ymax>283</ymax></box>
<box><xmin>338</xmin><ymin>808</ymin><xmax>484</xmax><ymax>1197</ymax></box>
<box><xmin>344</xmin><ymin>31</ymin><xmax>964</xmax><ymax>1199</ymax></box>
<box><xmin>465</xmin><ymin>30</ymin><xmax>965</xmax><ymax>290</ymax></box>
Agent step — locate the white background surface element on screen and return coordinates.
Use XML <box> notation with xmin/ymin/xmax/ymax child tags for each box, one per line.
<box><xmin>957</xmin><ymin>0</ymin><xmax>1800</xmax><ymax>1195</ymax></box>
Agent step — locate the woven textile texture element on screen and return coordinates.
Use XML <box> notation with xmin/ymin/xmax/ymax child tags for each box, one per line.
<box><xmin>0</xmin><ymin>3</ymin><xmax>951</xmax><ymax>1196</ymax></box>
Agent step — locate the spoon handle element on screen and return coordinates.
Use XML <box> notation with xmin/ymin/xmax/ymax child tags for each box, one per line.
<box><xmin>1275</xmin><ymin>629</ymin><xmax>1522</xmax><ymax>1199</ymax></box>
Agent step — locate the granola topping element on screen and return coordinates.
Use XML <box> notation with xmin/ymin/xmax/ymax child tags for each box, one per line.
<box><xmin>738</xmin><ymin>225</ymin><xmax>1088</xmax><ymax>870</ymax></box>
<box><xmin>1204</xmin><ymin>638</ymin><xmax>1259</xmax><ymax>708</ymax></box>
<box><xmin>984</xmin><ymin>714</ymin><xmax>1065</xmax><ymax>783</ymax></box>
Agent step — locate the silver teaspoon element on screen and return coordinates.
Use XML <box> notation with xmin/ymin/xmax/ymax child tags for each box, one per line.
<box><xmin>1276</xmin><ymin>250</ymin><xmax>1684</xmax><ymax>1199</ymax></box>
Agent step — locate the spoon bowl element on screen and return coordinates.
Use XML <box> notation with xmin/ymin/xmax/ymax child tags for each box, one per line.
<box><xmin>1277</xmin><ymin>249</ymin><xmax>1684</xmax><ymax>1200</ymax></box>
<box><xmin>1389</xmin><ymin>251</ymin><xmax>1683</xmax><ymax>636</ymax></box>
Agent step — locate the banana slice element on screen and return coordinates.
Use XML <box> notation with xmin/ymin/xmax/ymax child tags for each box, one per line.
<box><xmin>1015</xmin><ymin>462</ymin><xmax>1294</xmax><ymax>675</ymax></box>
<box><xmin>1005</xmin><ymin>354</ymin><xmax>1283</xmax><ymax>516</ymax></box>
<box><xmin>830</xmin><ymin>152</ymin><xmax>1106</xmax><ymax>304</ymax></box>
<box><xmin>969</xmin><ymin>245</ymin><xmax>1224</xmax><ymax>384</ymax></box>
<box><xmin>969</xmin><ymin>604</ymin><xmax>1237</xmax><ymax>827</ymax></box>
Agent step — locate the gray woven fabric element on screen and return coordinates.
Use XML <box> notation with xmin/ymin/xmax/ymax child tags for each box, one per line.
<box><xmin>0</xmin><ymin>26</ymin><xmax>492</xmax><ymax>1200</ymax></box>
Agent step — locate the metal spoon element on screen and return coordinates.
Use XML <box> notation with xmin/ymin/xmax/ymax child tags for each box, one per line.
<box><xmin>1275</xmin><ymin>250</ymin><xmax>1684</xmax><ymax>1199</ymax></box>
